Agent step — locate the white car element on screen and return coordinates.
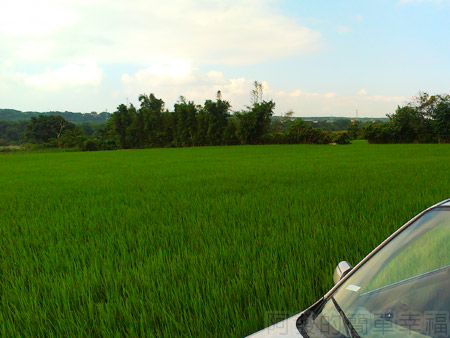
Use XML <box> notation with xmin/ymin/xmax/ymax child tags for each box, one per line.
<box><xmin>248</xmin><ymin>198</ymin><xmax>450</xmax><ymax>338</ymax></box>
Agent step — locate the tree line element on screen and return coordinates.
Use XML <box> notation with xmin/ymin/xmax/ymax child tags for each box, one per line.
<box><xmin>4</xmin><ymin>82</ymin><xmax>350</xmax><ymax>151</ymax></box>
<box><xmin>363</xmin><ymin>93</ymin><xmax>450</xmax><ymax>143</ymax></box>
<box><xmin>4</xmin><ymin>88</ymin><xmax>448</xmax><ymax>151</ymax></box>
<box><xmin>101</xmin><ymin>83</ymin><xmax>349</xmax><ymax>149</ymax></box>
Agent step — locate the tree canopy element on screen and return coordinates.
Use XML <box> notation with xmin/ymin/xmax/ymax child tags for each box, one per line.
<box><xmin>364</xmin><ymin>93</ymin><xmax>450</xmax><ymax>143</ymax></box>
<box><xmin>2</xmin><ymin>81</ymin><xmax>352</xmax><ymax>151</ymax></box>
<box><xmin>26</xmin><ymin>115</ymin><xmax>77</xmax><ymax>148</ymax></box>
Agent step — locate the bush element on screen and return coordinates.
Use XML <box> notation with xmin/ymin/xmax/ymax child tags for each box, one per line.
<box><xmin>364</xmin><ymin>123</ymin><xmax>409</xmax><ymax>144</ymax></box>
<box><xmin>0</xmin><ymin>138</ymin><xmax>10</xmax><ymax>146</ymax></box>
<box><xmin>60</xmin><ymin>128</ymin><xmax>87</xmax><ymax>149</ymax></box>
<box><xmin>330</xmin><ymin>131</ymin><xmax>351</xmax><ymax>144</ymax></box>
<box><xmin>98</xmin><ymin>139</ymin><xmax>119</xmax><ymax>150</ymax></box>
<box><xmin>260</xmin><ymin>128</ymin><xmax>349</xmax><ymax>145</ymax></box>
<box><xmin>82</xmin><ymin>139</ymin><xmax>99</xmax><ymax>151</ymax></box>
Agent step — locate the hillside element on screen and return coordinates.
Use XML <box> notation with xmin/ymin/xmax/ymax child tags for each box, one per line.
<box><xmin>0</xmin><ymin>109</ymin><xmax>110</xmax><ymax>123</ymax></box>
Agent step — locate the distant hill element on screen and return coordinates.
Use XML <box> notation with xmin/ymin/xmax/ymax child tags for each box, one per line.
<box><xmin>300</xmin><ymin>116</ymin><xmax>389</xmax><ymax>123</ymax></box>
<box><xmin>271</xmin><ymin>116</ymin><xmax>389</xmax><ymax>122</ymax></box>
<box><xmin>0</xmin><ymin>109</ymin><xmax>110</xmax><ymax>123</ymax></box>
<box><xmin>269</xmin><ymin>115</ymin><xmax>388</xmax><ymax>133</ymax></box>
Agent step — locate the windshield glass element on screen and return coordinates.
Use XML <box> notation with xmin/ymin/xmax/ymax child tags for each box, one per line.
<box><xmin>302</xmin><ymin>208</ymin><xmax>450</xmax><ymax>338</ymax></box>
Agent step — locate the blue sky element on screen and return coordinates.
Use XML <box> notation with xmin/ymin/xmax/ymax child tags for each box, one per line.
<box><xmin>0</xmin><ymin>0</ymin><xmax>449</xmax><ymax>117</ymax></box>
<box><xmin>276</xmin><ymin>0</ymin><xmax>450</xmax><ymax>93</ymax></box>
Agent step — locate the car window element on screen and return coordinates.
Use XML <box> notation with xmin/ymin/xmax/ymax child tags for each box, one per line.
<box><xmin>364</xmin><ymin>217</ymin><xmax>450</xmax><ymax>293</ymax></box>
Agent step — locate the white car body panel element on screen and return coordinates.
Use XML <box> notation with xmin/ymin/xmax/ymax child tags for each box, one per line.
<box><xmin>246</xmin><ymin>313</ymin><xmax>304</xmax><ymax>338</ymax></box>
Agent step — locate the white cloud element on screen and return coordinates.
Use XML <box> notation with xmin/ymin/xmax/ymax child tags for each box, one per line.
<box><xmin>0</xmin><ymin>0</ymin><xmax>78</xmax><ymax>36</ymax></box>
<box><xmin>121</xmin><ymin>63</ymin><xmax>405</xmax><ymax>117</ymax></box>
<box><xmin>147</xmin><ymin>59</ymin><xmax>191</xmax><ymax>78</ymax></box>
<box><xmin>16</xmin><ymin>40</ymin><xmax>56</xmax><ymax>60</ymax></box>
<box><xmin>25</xmin><ymin>62</ymin><xmax>103</xmax><ymax>90</ymax></box>
<box><xmin>358</xmin><ymin>88</ymin><xmax>368</xmax><ymax>95</ymax></box>
<box><xmin>0</xmin><ymin>0</ymin><xmax>321</xmax><ymax>65</ymax></box>
<box><xmin>121</xmin><ymin>63</ymin><xmax>254</xmax><ymax>110</ymax></box>
<box><xmin>277</xmin><ymin>89</ymin><xmax>319</xmax><ymax>97</ymax></box>
<box><xmin>0</xmin><ymin>62</ymin><xmax>27</xmax><ymax>92</ymax></box>
<box><xmin>0</xmin><ymin>61</ymin><xmax>109</xmax><ymax>112</ymax></box>
<box><xmin>324</xmin><ymin>92</ymin><xmax>337</xmax><ymax>98</ymax></box>
<box><xmin>0</xmin><ymin>0</ymin><xmax>410</xmax><ymax>117</ymax></box>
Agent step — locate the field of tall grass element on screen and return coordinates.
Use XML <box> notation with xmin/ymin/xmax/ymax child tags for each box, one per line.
<box><xmin>1</xmin><ymin>141</ymin><xmax>449</xmax><ymax>337</ymax></box>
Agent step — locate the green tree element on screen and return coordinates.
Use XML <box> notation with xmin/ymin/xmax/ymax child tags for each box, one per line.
<box><xmin>59</xmin><ymin>127</ymin><xmax>87</xmax><ymax>149</ymax></box>
<box><xmin>195</xmin><ymin>109</ymin><xmax>209</xmax><ymax>146</ymax></box>
<box><xmin>347</xmin><ymin>121</ymin><xmax>361</xmax><ymax>140</ymax></box>
<box><xmin>250</xmin><ymin>81</ymin><xmax>264</xmax><ymax>104</ymax></box>
<box><xmin>235</xmin><ymin>82</ymin><xmax>275</xmax><ymax>144</ymax></box>
<box><xmin>138</xmin><ymin>93</ymin><xmax>165</xmax><ymax>146</ymax></box>
<box><xmin>0</xmin><ymin>121</ymin><xmax>28</xmax><ymax>145</ymax></box>
<box><xmin>388</xmin><ymin>106</ymin><xmax>418</xmax><ymax>142</ymax></box>
<box><xmin>174</xmin><ymin>97</ymin><xmax>198</xmax><ymax>146</ymax></box>
<box><xmin>108</xmin><ymin>104</ymin><xmax>133</xmax><ymax>148</ymax></box>
<box><xmin>204</xmin><ymin>91</ymin><xmax>231</xmax><ymax>145</ymax></box>
<box><xmin>235</xmin><ymin>100</ymin><xmax>275</xmax><ymax>144</ymax></box>
<box><xmin>26</xmin><ymin>115</ymin><xmax>76</xmax><ymax>148</ymax></box>
<box><xmin>433</xmin><ymin>98</ymin><xmax>450</xmax><ymax>143</ymax></box>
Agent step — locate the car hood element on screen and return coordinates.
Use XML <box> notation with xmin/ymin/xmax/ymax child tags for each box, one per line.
<box><xmin>246</xmin><ymin>313</ymin><xmax>304</xmax><ymax>338</ymax></box>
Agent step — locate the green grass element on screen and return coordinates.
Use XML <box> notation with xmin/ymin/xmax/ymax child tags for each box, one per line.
<box><xmin>1</xmin><ymin>141</ymin><xmax>450</xmax><ymax>337</ymax></box>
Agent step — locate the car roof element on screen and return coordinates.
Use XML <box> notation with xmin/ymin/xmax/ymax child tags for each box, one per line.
<box><xmin>436</xmin><ymin>198</ymin><xmax>450</xmax><ymax>207</ymax></box>
<box><xmin>440</xmin><ymin>200</ymin><xmax>450</xmax><ymax>207</ymax></box>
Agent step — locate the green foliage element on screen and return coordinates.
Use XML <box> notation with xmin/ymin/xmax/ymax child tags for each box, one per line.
<box><xmin>26</xmin><ymin>115</ymin><xmax>77</xmax><ymax>148</ymax></box>
<box><xmin>204</xmin><ymin>96</ymin><xmax>231</xmax><ymax>145</ymax></box>
<box><xmin>330</xmin><ymin>131</ymin><xmax>351</xmax><ymax>144</ymax></box>
<box><xmin>285</xmin><ymin>119</ymin><xmax>340</xmax><ymax>144</ymax></box>
<box><xmin>107</xmin><ymin>104</ymin><xmax>133</xmax><ymax>148</ymax></box>
<box><xmin>347</xmin><ymin>121</ymin><xmax>362</xmax><ymax>140</ymax></box>
<box><xmin>222</xmin><ymin>118</ymin><xmax>240</xmax><ymax>145</ymax></box>
<box><xmin>4</xmin><ymin>83</ymin><xmax>355</xmax><ymax>150</ymax></box>
<box><xmin>137</xmin><ymin>93</ymin><xmax>165</xmax><ymax>147</ymax></box>
<box><xmin>59</xmin><ymin>127</ymin><xmax>88</xmax><ymax>149</ymax></box>
<box><xmin>269</xmin><ymin>117</ymin><xmax>387</xmax><ymax>135</ymax></box>
<box><xmin>1</xmin><ymin>119</ymin><xmax>105</xmax><ymax>147</ymax></box>
<box><xmin>307</xmin><ymin>118</ymin><xmax>352</xmax><ymax>132</ymax></box>
<box><xmin>0</xmin><ymin>120</ymin><xmax>28</xmax><ymax>144</ymax></box>
<box><xmin>82</xmin><ymin>138</ymin><xmax>99</xmax><ymax>151</ymax></box>
<box><xmin>79</xmin><ymin>122</ymin><xmax>106</xmax><ymax>137</ymax></box>
<box><xmin>235</xmin><ymin>101</ymin><xmax>275</xmax><ymax>144</ymax></box>
<box><xmin>81</xmin><ymin>138</ymin><xmax>118</xmax><ymax>151</ymax></box>
<box><xmin>1</xmin><ymin>143</ymin><xmax>450</xmax><ymax>337</ymax></box>
<box><xmin>0</xmin><ymin>109</ymin><xmax>110</xmax><ymax>123</ymax></box>
<box><xmin>433</xmin><ymin>98</ymin><xmax>450</xmax><ymax>143</ymax></box>
<box><xmin>104</xmin><ymin>83</ymin><xmax>349</xmax><ymax>149</ymax></box>
<box><xmin>107</xmin><ymin>90</ymin><xmax>293</xmax><ymax>148</ymax></box>
<box><xmin>174</xmin><ymin>98</ymin><xmax>199</xmax><ymax>146</ymax></box>
<box><xmin>364</xmin><ymin>92</ymin><xmax>450</xmax><ymax>144</ymax></box>
<box><xmin>363</xmin><ymin>122</ymin><xmax>398</xmax><ymax>143</ymax></box>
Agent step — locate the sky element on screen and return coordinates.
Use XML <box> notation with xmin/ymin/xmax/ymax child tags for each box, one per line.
<box><xmin>0</xmin><ymin>0</ymin><xmax>449</xmax><ymax>117</ymax></box>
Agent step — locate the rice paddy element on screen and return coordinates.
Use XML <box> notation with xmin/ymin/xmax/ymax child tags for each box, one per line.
<box><xmin>1</xmin><ymin>141</ymin><xmax>449</xmax><ymax>337</ymax></box>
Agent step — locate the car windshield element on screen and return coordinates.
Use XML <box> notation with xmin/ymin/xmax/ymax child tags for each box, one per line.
<box><xmin>301</xmin><ymin>207</ymin><xmax>450</xmax><ymax>338</ymax></box>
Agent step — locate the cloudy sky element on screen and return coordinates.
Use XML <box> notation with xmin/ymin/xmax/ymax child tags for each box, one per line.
<box><xmin>1</xmin><ymin>0</ymin><xmax>449</xmax><ymax>117</ymax></box>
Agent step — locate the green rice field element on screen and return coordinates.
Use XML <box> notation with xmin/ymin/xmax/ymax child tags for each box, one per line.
<box><xmin>1</xmin><ymin>141</ymin><xmax>449</xmax><ymax>337</ymax></box>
